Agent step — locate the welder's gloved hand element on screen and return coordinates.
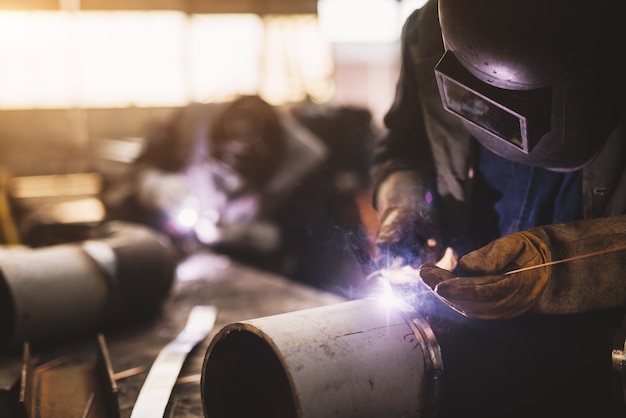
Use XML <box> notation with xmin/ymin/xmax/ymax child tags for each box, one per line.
<box><xmin>376</xmin><ymin>206</ymin><xmax>443</xmax><ymax>265</ymax></box>
<box><xmin>419</xmin><ymin>231</ymin><xmax>550</xmax><ymax>319</ymax></box>
<box><xmin>374</xmin><ymin>170</ymin><xmax>443</xmax><ymax>272</ymax></box>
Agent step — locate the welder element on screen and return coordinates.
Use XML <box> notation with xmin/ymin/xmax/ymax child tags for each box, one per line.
<box><xmin>127</xmin><ymin>95</ymin><xmax>329</xmax><ymax>280</ymax></box>
<box><xmin>122</xmin><ymin>95</ymin><xmax>372</xmax><ymax>290</ymax></box>
<box><xmin>372</xmin><ymin>0</ymin><xmax>626</xmax><ymax>320</ymax></box>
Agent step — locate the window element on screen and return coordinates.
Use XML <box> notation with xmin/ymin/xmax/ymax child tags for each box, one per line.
<box><xmin>0</xmin><ymin>10</ymin><xmax>333</xmax><ymax>108</ymax></box>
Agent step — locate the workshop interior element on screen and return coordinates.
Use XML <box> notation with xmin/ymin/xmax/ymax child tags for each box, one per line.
<box><xmin>1</xmin><ymin>0</ymin><xmax>626</xmax><ymax>417</ymax></box>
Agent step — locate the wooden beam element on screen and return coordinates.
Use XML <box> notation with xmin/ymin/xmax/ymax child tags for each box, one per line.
<box><xmin>0</xmin><ymin>0</ymin><xmax>317</xmax><ymax>14</ymax></box>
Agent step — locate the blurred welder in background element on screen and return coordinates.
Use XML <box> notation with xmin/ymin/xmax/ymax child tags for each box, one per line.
<box><xmin>114</xmin><ymin>95</ymin><xmax>375</xmax><ymax>292</ymax></box>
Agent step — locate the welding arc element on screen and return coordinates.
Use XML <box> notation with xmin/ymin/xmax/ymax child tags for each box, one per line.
<box><xmin>504</xmin><ymin>245</ymin><xmax>626</xmax><ymax>275</ymax></box>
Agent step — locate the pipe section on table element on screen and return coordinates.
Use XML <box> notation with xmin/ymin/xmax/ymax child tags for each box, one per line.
<box><xmin>0</xmin><ymin>221</ymin><xmax>177</xmax><ymax>351</ymax></box>
<box><xmin>201</xmin><ymin>298</ymin><xmax>442</xmax><ymax>418</ymax></box>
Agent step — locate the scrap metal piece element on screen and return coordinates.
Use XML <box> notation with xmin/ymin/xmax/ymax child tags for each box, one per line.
<box><xmin>130</xmin><ymin>305</ymin><xmax>218</xmax><ymax>418</ymax></box>
<box><xmin>19</xmin><ymin>333</ymin><xmax>120</xmax><ymax>418</ymax></box>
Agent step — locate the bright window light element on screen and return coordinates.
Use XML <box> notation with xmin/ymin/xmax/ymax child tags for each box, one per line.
<box><xmin>317</xmin><ymin>0</ymin><xmax>427</xmax><ymax>43</ymax></box>
<box><xmin>260</xmin><ymin>15</ymin><xmax>334</xmax><ymax>104</ymax></box>
<box><xmin>189</xmin><ymin>14</ymin><xmax>264</xmax><ymax>102</ymax></box>
<box><xmin>0</xmin><ymin>11</ymin><xmax>188</xmax><ymax>109</ymax></box>
<box><xmin>0</xmin><ymin>12</ymin><xmax>75</xmax><ymax>108</ymax></box>
<box><xmin>77</xmin><ymin>11</ymin><xmax>189</xmax><ymax>107</ymax></box>
<box><xmin>0</xmin><ymin>11</ymin><xmax>333</xmax><ymax>109</ymax></box>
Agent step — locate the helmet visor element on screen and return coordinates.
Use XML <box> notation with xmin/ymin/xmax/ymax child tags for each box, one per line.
<box><xmin>435</xmin><ymin>51</ymin><xmax>552</xmax><ymax>154</ymax></box>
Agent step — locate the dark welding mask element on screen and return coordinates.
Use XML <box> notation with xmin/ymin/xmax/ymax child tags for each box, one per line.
<box><xmin>434</xmin><ymin>0</ymin><xmax>625</xmax><ymax>171</ymax></box>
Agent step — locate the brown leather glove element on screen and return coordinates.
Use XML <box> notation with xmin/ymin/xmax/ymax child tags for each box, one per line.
<box><xmin>420</xmin><ymin>215</ymin><xmax>626</xmax><ymax>319</ymax></box>
<box><xmin>419</xmin><ymin>231</ymin><xmax>550</xmax><ymax>319</ymax></box>
<box><xmin>374</xmin><ymin>170</ymin><xmax>443</xmax><ymax>269</ymax></box>
<box><xmin>376</xmin><ymin>206</ymin><xmax>443</xmax><ymax>265</ymax></box>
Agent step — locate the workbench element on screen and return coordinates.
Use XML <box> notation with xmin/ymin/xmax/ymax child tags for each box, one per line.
<box><xmin>2</xmin><ymin>249</ymin><xmax>626</xmax><ymax>418</ymax></box>
<box><xmin>0</xmin><ymin>250</ymin><xmax>346</xmax><ymax>418</ymax></box>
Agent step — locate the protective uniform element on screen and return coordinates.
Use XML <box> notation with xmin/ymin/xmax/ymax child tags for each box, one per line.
<box><xmin>371</xmin><ymin>0</ymin><xmax>626</xmax><ymax>318</ymax></box>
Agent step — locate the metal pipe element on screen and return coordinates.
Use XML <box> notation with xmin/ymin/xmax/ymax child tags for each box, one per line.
<box><xmin>201</xmin><ymin>298</ymin><xmax>443</xmax><ymax>418</ymax></box>
<box><xmin>0</xmin><ymin>221</ymin><xmax>177</xmax><ymax>351</ymax></box>
<box><xmin>201</xmin><ymin>292</ymin><xmax>626</xmax><ymax>417</ymax></box>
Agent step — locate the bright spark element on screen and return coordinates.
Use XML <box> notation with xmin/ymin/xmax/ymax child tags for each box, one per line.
<box><xmin>367</xmin><ymin>271</ymin><xmax>416</xmax><ymax>312</ymax></box>
<box><xmin>176</xmin><ymin>207</ymin><xmax>199</xmax><ymax>228</ymax></box>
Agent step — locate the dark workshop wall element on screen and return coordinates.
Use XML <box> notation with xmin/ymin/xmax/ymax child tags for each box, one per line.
<box><xmin>0</xmin><ymin>107</ymin><xmax>175</xmax><ymax>177</ymax></box>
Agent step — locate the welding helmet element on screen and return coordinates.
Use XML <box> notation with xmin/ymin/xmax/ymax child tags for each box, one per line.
<box><xmin>434</xmin><ymin>0</ymin><xmax>625</xmax><ymax>170</ymax></box>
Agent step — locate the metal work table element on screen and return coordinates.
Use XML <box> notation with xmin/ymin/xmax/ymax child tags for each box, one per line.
<box><xmin>3</xmin><ymin>249</ymin><xmax>625</xmax><ymax>418</ymax></box>
<box><xmin>0</xmin><ymin>250</ymin><xmax>346</xmax><ymax>418</ymax></box>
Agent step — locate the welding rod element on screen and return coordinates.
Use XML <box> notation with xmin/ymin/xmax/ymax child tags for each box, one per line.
<box><xmin>504</xmin><ymin>245</ymin><xmax>626</xmax><ymax>275</ymax></box>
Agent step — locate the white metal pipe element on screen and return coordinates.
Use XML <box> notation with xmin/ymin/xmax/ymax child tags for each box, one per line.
<box><xmin>202</xmin><ymin>288</ymin><xmax>626</xmax><ymax>417</ymax></box>
<box><xmin>201</xmin><ymin>297</ymin><xmax>442</xmax><ymax>418</ymax></box>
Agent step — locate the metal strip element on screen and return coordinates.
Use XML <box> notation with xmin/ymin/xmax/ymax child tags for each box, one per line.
<box><xmin>130</xmin><ymin>305</ymin><xmax>217</xmax><ymax>418</ymax></box>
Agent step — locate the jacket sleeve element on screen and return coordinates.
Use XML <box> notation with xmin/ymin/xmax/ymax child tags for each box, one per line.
<box><xmin>370</xmin><ymin>8</ymin><xmax>436</xmax><ymax>205</ymax></box>
<box><xmin>371</xmin><ymin>0</ymin><xmax>475</xmax><ymax>239</ymax></box>
<box><xmin>530</xmin><ymin>214</ymin><xmax>626</xmax><ymax>314</ymax></box>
